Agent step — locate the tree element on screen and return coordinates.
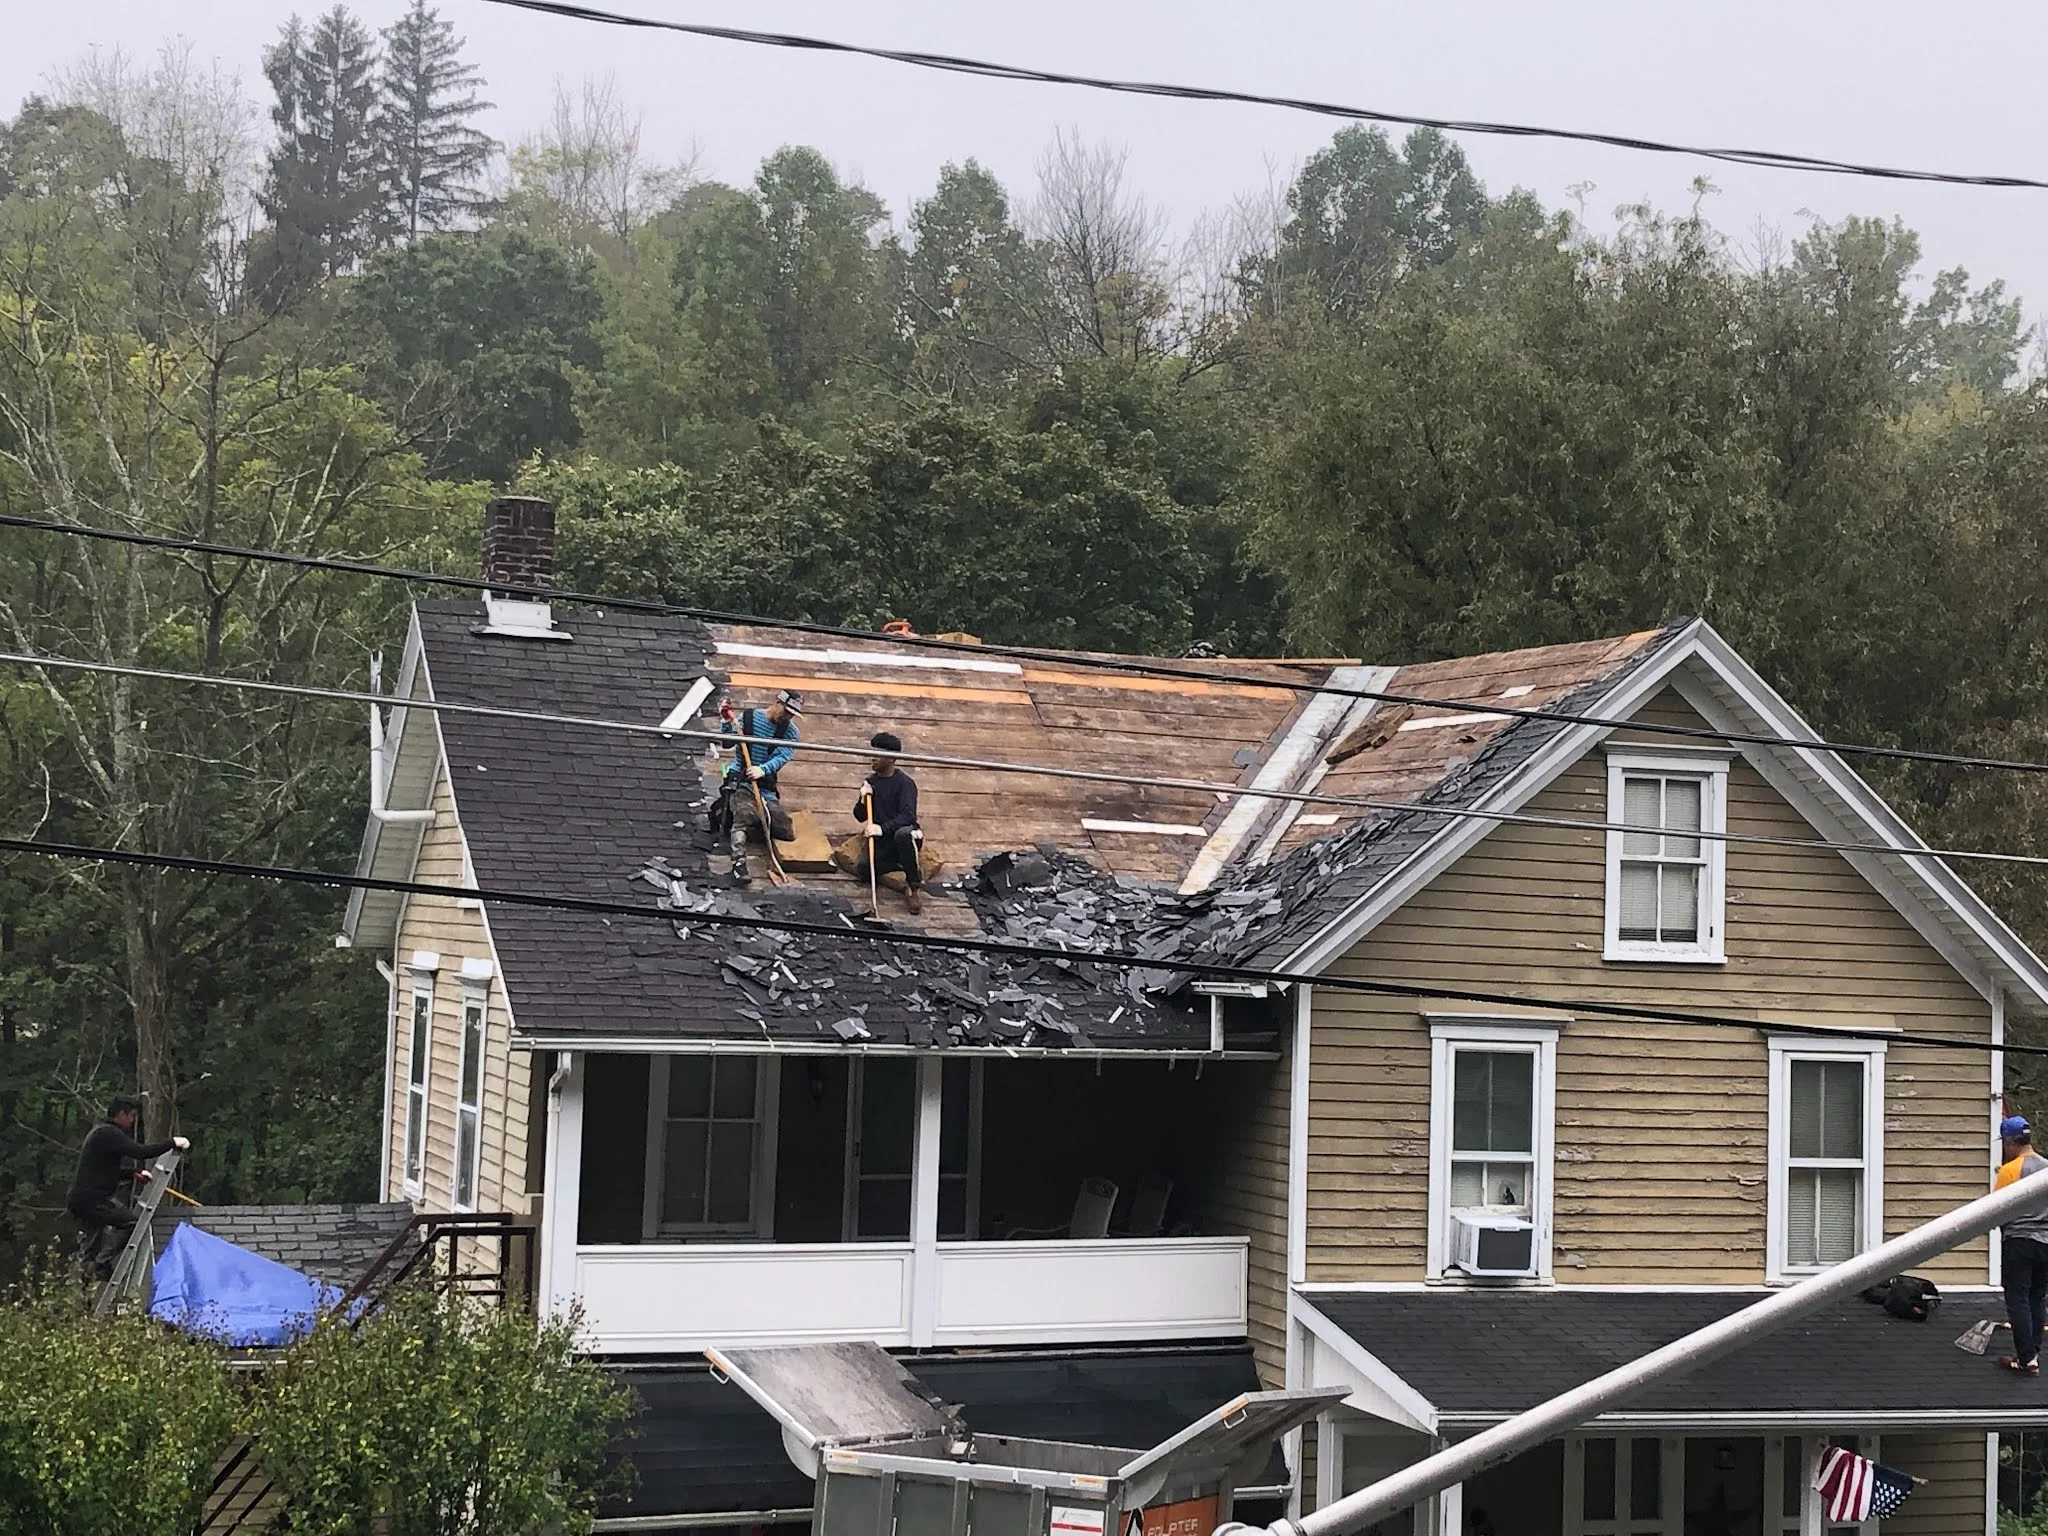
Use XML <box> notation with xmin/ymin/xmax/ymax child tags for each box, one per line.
<box><xmin>1256</xmin><ymin>125</ymin><xmax>1488</xmax><ymax>324</ymax></box>
<box><xmin>751</xmin><ymin>146</ymin><xmax>895</xmax><ymax>409</ymax></box>
<box><xmin>258</xmin><ymin>6</ymin><xmax>384</xmax><ymax>292</ymax></box>
<box><xmin>377</xmin><ymin>0</ymin><xmax>495</xmax><ymax>241</ymax></box>
<box><xmin>1024</xmin><ymin>131</ymin><xmax>1174</xmax><ymax>364</ymax></box>
<box><xmin>902</xmin><ymin>160</ymin><xmax>1049</xmax><ymax>399</ymax></box>
<box><xmin>343</xmin><ymin>229</ymin><xmax>605</xmax><ymax>482</ymax></box>
<box><xmin>0</xmin><ymin>75</ymin><xmax>473</xmax><ymax>1144</ymax></box>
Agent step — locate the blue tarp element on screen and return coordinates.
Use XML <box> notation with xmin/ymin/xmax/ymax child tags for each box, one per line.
<box><xmin>147</xmin><ymin>1223</ymin><xmax>341</xmax><ymax>1346</ymax></box>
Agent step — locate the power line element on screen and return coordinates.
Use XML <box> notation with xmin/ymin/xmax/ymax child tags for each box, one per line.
<box><xmin>12</xmin><ymin>646</ymin><xmax>2048</xmax><ymax>876</ymax></box>
<box><xmin>8</xmin><ymin>512</ymin><xmax>2048</xmax><ymax>780</ymax></box>
<box><xmin>0</xmin><ymin>833</ymin><xmax>2032</xmax><ymax>1062</ymax></box>
<box><xmin>474</xmin><ymin>0</ymin><xmax>2048</xmax><ymax>191</ymax></box>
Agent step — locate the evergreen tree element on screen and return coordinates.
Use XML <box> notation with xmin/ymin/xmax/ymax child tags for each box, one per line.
<box><xmin>378</xmin><ymin>0</ymin><xmax>494</xmax><ymax>241</ymax></box>
<box><xmin>257</xmin><ymin>6</ymin><xmax>383</xmax><ymax>290</ymax></box>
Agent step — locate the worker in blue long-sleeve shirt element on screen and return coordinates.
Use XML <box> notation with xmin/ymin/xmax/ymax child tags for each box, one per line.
<box><xmin>714</xmin><ymin>689</ymin><xmax>801</xmax><ymax>884</ymax></box>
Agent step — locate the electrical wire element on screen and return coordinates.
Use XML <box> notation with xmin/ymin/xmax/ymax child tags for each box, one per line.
<box><xmin>0</xmin><ymin>833</ymin><xmax>2033</xmax><ymax>1062</ymax></box>
<box><xmin>11</xmin><ymin>646</ymin><xmax>2048</xmax><ymax>875</ymax></box>
<box><xmin>8</xmin><ymin>512</ymin><xmax>2048</xmax><ymax>779</ymax></box>
<box><xmin>475</xmin><ymin>0</ymin><xmax>2048</xmax><ymax>192</ymax></box>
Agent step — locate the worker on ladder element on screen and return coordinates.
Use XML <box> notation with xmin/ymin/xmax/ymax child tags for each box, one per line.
<box><xmin>713</xmin><ymin>689</ymin><xmax>802</xmax><ymax>884</ymax></box>
<box><xmin>65</xmin><ymin>1096</ymin><xmax>187</xmax><ymax>1281</ymax></box>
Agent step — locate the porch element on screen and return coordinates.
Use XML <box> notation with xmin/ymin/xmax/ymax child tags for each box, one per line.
<box><xmin>537</xmin><ymin>1051</ymin><xmax>1266</xmax><ymax>1353</ymax></box>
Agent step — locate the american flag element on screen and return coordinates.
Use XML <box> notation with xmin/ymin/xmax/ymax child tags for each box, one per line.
<box><xmin>1814</xmin><ymin>1446</ymin><xmax>1916</xmax><ymax>1521</ymax></box>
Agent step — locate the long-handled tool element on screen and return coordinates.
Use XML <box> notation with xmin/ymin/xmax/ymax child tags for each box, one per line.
<box><xmin>735</xmin><ymin>737</ymin><xmax>790</xmax><ymax>886</ymax></box>
<box><xmin>862</xmin><ymin>788</ymin><xmax>881</xmax><ymax>920</ymax></box>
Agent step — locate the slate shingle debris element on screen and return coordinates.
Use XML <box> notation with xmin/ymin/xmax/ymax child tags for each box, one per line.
<box><xmin>630</xmin><ymin>842</ymin><xmax>1209</xmax><ymax>1051</ymax></box>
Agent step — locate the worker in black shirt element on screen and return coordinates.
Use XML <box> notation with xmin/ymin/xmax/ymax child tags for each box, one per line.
<box><xmin>66</xmin><ymin>1096</ymin><xmax>187</xmax><ymax>1279</ymax></box>
<box><xmin>855</xmin><ymin>731</ymin><xmax>923</xmax><ymax>915</ymax></box>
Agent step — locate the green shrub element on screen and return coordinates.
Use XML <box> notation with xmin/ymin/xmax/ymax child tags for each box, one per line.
<box><xmin>252</xmin><ymin>1285</ymin><xmax>633</xmax><ymax>1535</ymax></box>
<box><xmin>0</xmin><ymin>1270</ymin><xmax>238</xmax><ymax>1536</ymax></box>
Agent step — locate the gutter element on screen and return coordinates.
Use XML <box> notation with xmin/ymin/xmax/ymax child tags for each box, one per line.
<box><xmin>511</xmin><ymin>1035</ymin><xmax>1280</xmax><ymax>1062</ymax></box>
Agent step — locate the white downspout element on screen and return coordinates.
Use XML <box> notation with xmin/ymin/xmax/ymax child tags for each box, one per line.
<box><xmin>376</xmin><ymin>957</ymin><xmax>397</xmax><ymax>1197</ymax></box>
<box><xmin>538</xmin><ymin>1052</ymin><xmax>584</xmax><ymax>1318</ymax></box>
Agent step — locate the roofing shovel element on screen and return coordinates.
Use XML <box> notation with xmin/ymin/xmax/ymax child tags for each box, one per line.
<box><xmin>858</xmin><ymin>789</ymin><xmax>888</xmax><ymax>927</ymax></box>
<box><xmin>1954</xmin><ymin>1318</ymin><xmax>2006</xmax><ymax>1355</ymax></box>
<box><xmin>735</xmin><ymin>739</ymin><xmax>790</xmax><ymax>887</ymax></box>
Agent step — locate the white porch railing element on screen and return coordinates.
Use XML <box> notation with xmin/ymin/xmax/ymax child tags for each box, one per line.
<box><xmin>570</xmin><ymin>1236</ymin><xmax>1248</xmax><ymax>1354</ymax></box>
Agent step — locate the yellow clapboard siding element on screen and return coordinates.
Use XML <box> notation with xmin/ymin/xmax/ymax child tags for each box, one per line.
<box><xmin>388</xmin><ymin>758</ymin><xmax>531</xmax><ymax>1214</ymax></box>
<box><xmin>1300</xmin><ymin>685</ymin><xmax>1995</xmax><ymax>1296</ymax></box>
<box><xmin>1881</xmin><ymin>1432</ymin><xmax>1988</xmax><ymax>1536</ymax></box>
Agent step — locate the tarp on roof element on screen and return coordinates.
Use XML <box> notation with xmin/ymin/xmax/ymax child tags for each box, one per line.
<box><xmin>147</xmin><ymin>1222</ymin><xmax>340</xmax><ymax>1346</ymax></box>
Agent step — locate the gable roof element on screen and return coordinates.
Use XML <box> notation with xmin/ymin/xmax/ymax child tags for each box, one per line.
<box><xmin>344</xmin><ymin>604</ymin><xmax>2048</xmax><ymax>1047</ymax></box>
<box><xmin>1167</xmin><ymin>619</ymin><xmax>2048</xmax><ymax>1017</ymax></box>
<box><xmin>1300</xmin><ymin>1286</ymin><xmax>2048</xmax><ymax>1429</ymax></box>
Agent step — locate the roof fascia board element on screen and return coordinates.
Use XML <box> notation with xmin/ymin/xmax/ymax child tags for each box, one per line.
<box><xmin>345</xmin><ymin>611</ymin><xmax>430</xmax><ymax>943</ymax></box>
<box><xmin>1280</xmin><ymin>623</ymin><xmax>1708</xmax><ymax>976</ymax></box>
<box><xmin>1289</xmin><ymin>1291</ymin><xmax>1439</xmax><ymax>1434</ymax></box>
<box><xmin>421</xmin><ymin>687</ymin><xmax>521</xmax><ymax>1047</ymax></box>
<box><xmin>1675</xmin><ymin>626</ymin><xmax>2048</xmax><ymax>1012</ymax></box>
<box><xmin>509</xmin><ymin>1035</ymin><xmax>1275</xmax><ymax>1060</ymax></box>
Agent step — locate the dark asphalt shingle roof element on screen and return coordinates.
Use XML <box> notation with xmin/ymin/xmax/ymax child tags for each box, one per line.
<box><xmin>602</xmin><ymin>1343</ymin><xmax>1277</xmax><ymax>1520</ymax></box>
<box><xmin>417</xmin><ymin>603</ymin><xmax>1207</xmax><ymax>1050</ymax></box>
<box><xmin>1307</xmin><ymin>1286</ymin><xmax>2048</xmax><ymax>1423</ymax></box>
<box><xmin>155</xmin><ymin>1203</ymin><xmax>415</xmax><ymax>1286</ymax></box>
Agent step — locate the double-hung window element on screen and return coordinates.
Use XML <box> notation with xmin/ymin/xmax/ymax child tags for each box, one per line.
<box><xmin>402</xmin><ymin>975</ymin><xmax>434</xmax><ymax>1197</ymax></box>
<box><xmin>647</xmin><ymin>1057</ymin><xmax>776</xmax><ymax>1238</ymax></box>
<box><xmin>1604</xmin><ymin>752</ymin><xmax>1728</xmax><ymax>963</ymax></box>
<box><xmin>1767</xmin><ymin>1037</ymin><xmax>1885</xmax><ymax>1280</ymax></box>
<box><xmin>451</xmin><ymin>983</ymin><xmax>487</xmax><ymax>1211</ymax></box>
<box><xmin>1427</xmin><ymin>1017</ymin><xmax>1560</xmax><ymax>1280</ymax></box>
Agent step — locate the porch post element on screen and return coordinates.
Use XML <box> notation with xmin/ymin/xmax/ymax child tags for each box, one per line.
<box><xmin>538</xmin><ymin>1052</ymin><xmax>584</xmax><ymax>1317</ymax></box>
<box><xmin>909</xmin><ymin>1054</ymin><xmax>944</xmax><ymax>1345</ymax></box>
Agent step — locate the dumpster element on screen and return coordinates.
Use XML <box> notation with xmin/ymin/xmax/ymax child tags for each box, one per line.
<box><xmin>706</xmin><ymin>1342</ymin><xmax>1342</xmax><ymax>1536</ymax></box>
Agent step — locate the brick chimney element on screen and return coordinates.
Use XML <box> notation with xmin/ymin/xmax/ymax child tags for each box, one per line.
<box><xmin>482</xmin><ymin>496</ymin><xmax>555</xmax><ymax>593</ymax></box>
<box><xmin>478</xmin><ymin>497</ymin><xmax>565</xmax><ymax>639</ymax></box>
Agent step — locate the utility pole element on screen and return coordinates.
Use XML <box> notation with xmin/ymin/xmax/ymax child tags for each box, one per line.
<box><xmin>1221</xmin><ymin>1170</ymin><xmax>2048</xmax><ymax>1536</ymax></box>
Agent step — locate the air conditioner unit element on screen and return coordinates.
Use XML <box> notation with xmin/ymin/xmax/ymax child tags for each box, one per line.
<box><xmin>1449</xmin><ymin>1213</ymin><xmax>1536</xmax><ymax>1278</ymax></box>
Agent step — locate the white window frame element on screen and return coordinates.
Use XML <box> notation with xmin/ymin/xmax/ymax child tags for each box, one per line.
<box><xmin>1562</xmin><ymin>1435</ymin><xmax>1682</xmax><ymax>1536</ymax></box>
<box><xmin>1426</xmin><ymin>1016</ymin><xmax>1561</xmax><ymax>1281</ymax></box>
<box><xmin>450</xmin><ymin>982</ymin><xmax>488</xmax><ymax>1212</ymax></box>
<box><xmin>1603</xmin><ymin>750</ymin><xmax>1729</xmax><ymax>964</ymax></box>
<box><xmin>401</xmin><ymin>973</ymin><xmax>434</xmax><ymax>1199</ymax></box>
<box><xmin>1767</xmin><ymin>1035</ymin><xmax>1886</xmax><ymax>1283</ymax></box>
<box><xmin>842</xmin><ymin>1058</ymin><xmax>985</xmax><ymax>1241</ymax></box>
<box><xmin>643</xmin><ymin>1056</ymin><xmax>780</xmax><ymax>1241</ymax></box>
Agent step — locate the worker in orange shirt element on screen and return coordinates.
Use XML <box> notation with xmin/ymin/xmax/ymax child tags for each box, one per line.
<box><xmin>1996</xmin><ymin>1115</ymin><xmax>2048</xmax><ymax>1374</ymax></box>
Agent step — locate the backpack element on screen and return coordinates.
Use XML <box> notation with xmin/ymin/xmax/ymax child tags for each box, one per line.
<box><xmin>1860</xmin><ymin>1274</ymin><xmax>1941</xmax><ymax>1321</ymax></box>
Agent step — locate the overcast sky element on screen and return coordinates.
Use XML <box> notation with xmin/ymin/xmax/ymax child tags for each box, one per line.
<box><xmin>9</xmin><ymin>0</ymin><xmax>2046</xmax><ymax>334</ymax></box>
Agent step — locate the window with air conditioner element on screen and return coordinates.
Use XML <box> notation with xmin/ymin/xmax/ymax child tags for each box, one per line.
<box><xmin>1603</xmin><ymin>752</ymin><xmax>1729</xmax><ymax>963</ymax></box>
<box><xmin>1767</xmin><ymin>1037</ymin><xmax>1884</xmax><ymax>1282</ymax></box>
<box><xmin>1427</xmin><ymin>1018</ymin><xmax>1559</xmax><ymax>1281</ymax></box>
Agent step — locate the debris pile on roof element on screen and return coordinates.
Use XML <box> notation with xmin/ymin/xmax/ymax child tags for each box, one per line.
<box><xmin>631</xmin><ymin>846</ymin><xmax>1208</xmax><ymax>1051</ymax></box>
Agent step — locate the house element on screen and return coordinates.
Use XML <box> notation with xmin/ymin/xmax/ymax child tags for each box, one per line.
<box><xmin>342</xmin><ymin>498</ymin><xmax>2048</xmax><ymax>1535</ymax></box>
